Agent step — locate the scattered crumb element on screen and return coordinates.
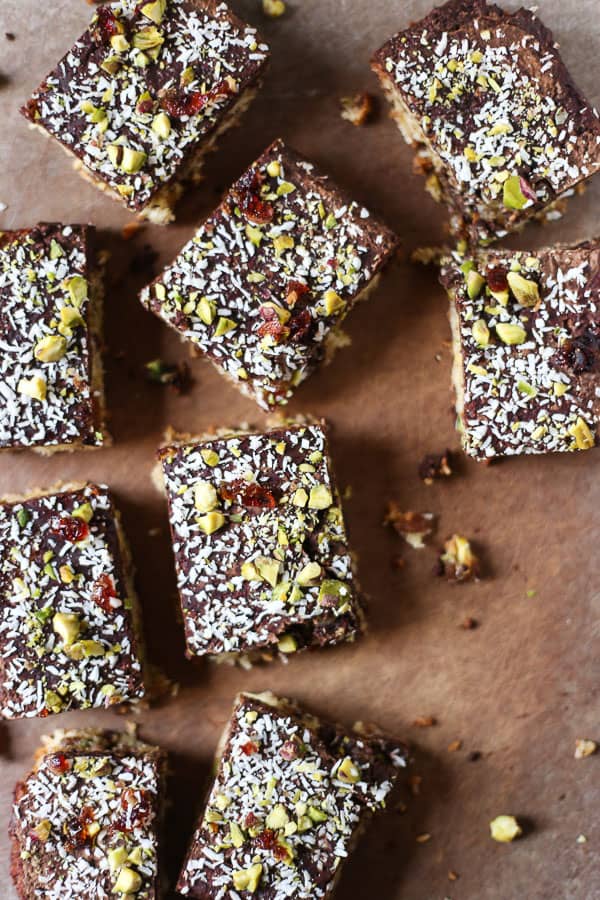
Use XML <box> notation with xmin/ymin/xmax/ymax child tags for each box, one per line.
<box><xmin>412</xmin><ymin>715</ymin><xmax>437</xmax><ymax>728</ymax></box>
<box><xmin>574</xmin><ymin>739</ymin><xmax>597</xmax><ymax>760</ymax></box>
<box><xmin>5</xmin><ymin>32</ymin><xmax>15</xmax><ymax>41</ymax></box>
<box><xmin>460</xmin><ymin>616</ymin><xmax>478</xmax><ymax>630</ymax></box>
<box><xmin>490</xmin><ymin>815</ymin><xmax>522</xmax><ymax>843</ymax></box>
<box><xmin>468</xmin><ymin>751</ymin><xmax>482</xmax><ymax>762</ymax></box>
<box><xmin>122</xmin><ymin>220</ymin><xmax>144</xmax><ymax>240</ymax></box>
<box><xmin>526</xmin><ymin>588</ymin><xmax>537</xmax><ymax>598</ymax></box>
<box><xmin>447</xmin><ymin>740</ymin><xmax>462</xmax><ymax>753</ymax></box>
<box><xmin>576</xmin><ymin>834</ymin><xmax>587</xmax><ymax>844</ymax></box>
<box><xmin>342</xmin><ymin>484</ymin><xmax>353</xmax><ymax>501</ymax></box>
<box><xmin>339</xmin><ymin>92</ymin><xmax>375</xmax><ymax>127</ymax></box>
<box><xmin>129</xmin><ymin>243</ymin><xmax>159</xmax><ymax>279</ymax></box>
<box><xmin>395</xmin><ymin>801</ymin><xmax>408</xmax><ymax>814</ymax></box>
<box><xmin>409</xmin><ymin>774</ymin><xmax>422</xmax><ymax>796</ymax></box>
<box><xmin>144</xmin><ymin>359</ymin><xmax>192</xmax><ymax>394</ymax></box>
<box><xmin>391</xmin><ymin>555</ymin><xmax>405</xmax><ymax>571</ymax></box>
<box><xmin>419</xmin><ymin>449</ymin><xmax>453</xmax><ymax>484</ymax></box>
<box><xmin>412</xmin><ymin>153</ymin><xmax>434</xmax><ymax>177</ymax></box>
<box><xmin>448</xmin><ymin>871</ymin><xmax>459</xmax><ymax>882</ymax></box>
<box><xmin>416</xmin><ymin>833</ymin><xmax>431</xmax><ymax>844</ymax></box>
<box><xmin>148</xmin><ymin>527</ymin><xmax>162</xmax><ymax>538</ymax></box>
<box><xmin>384</xmin><ymin>503</ymin><xmax>436</xmax><ymax>549</ymax></box>
<box><xmin>436</xmin><ymin>534</ymin><xmax>480</xmax><ymax>582</ymax></box>
<box><xmin>411</xmin><ymin>245</ymin><xmax>445</xmax><ymax>266</ymax></box>
<box><xmin>262</xmin><ymin>0</ymin><xmax>286</xmax><ymax>16</ymax></box>
<box><xmin>0</xmin><ymin>201</ymin><xmax>7</xmax><ymax>213</ymax></box>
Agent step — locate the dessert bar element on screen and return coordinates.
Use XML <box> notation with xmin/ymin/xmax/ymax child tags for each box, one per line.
<box><xmin>158</xmin><ymin>422</ymin><xmax>365</xmax><ymax>662</ymax></box>
<box><xmin>0</xmin><ymin>482</ymin><xmax>146</xmax><ymax>718</ymax></box>
<box><xmin>0</xmin><ymin>223</ymin><xmax>107</xmax><ymax>452</ymax></box>
<box><xmin>140</xmin><ymin>139</ymin><xmax>398</xmax><ymax>407</ymax></box>
<box><xmin>10</xmin><ymin>728</ymin><xmax>165</xmax><ymax>899</ymax></box>
<box><xmin>22</xmin><ymin>0</ymin><xmax>269</xmax><ymax>224</ymax></box>
<box><xmin>177</xmin><ymin>692</ymin><xmax>408</xmax><ymax>899</ymax></box>
<box><xmin>372</xmin><ymin>0</ymin><xmax>600</xmax><ymax>245</ymax></box>
<box><xmin>440</xmin><ymin>239</ymin><xmax>600</xmax><ymax>459</ymax></box>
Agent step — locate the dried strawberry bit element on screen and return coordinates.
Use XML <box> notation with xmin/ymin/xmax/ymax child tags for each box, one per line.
<box><xmin>240</xmin><ymin>740</ymin><xmax>259</xmax><ymax>756</ymax></box>
<box><xmin>288</xmin><ymin>308</ymin><xmax>312</xmax><ymax>343</ymax></box>
<box><xmin>114</xmin><ymin>788</ymin><xmax>152</xmax><ymax>832</ymax></box>
<box><xmin>486</xmin><ymin>265</ymin><xmax>508</xmax><ymax>294</ymax></box>
<box><xmin>559</xmin><ymin>327</ymin><xmax>600</xmax><ymax>374</ymax></box>
<box><xmin>241</xmin><ymin>482</ymin><xmax>277</xmax><ymax>510</ymax></box>
<box><xmin>136</xmin><ymin>98</ymin><xmax>154</xmax><ymax>115</ymax></box>
<box><xmin>94</xmin><ymin>7</ymin><xmax>121</xmax><ymax>42</ymax></box>
<box><xmin>285</xmin><ymin>280</ymin><xmax>310</xmax><ymax>307</ymax></box>
<box><xmin>254</xmin><ymin>828</ymin><xmax>279</xmax><ymax>851</ymax></box>
<box><xmin>244</xmin><ymin>812</ymin><xmax>259</xmax><ymax>829</ymax></box>
<box><xmin>232</xmin><ymin>169</ymin><xmax>273</xmax><ymax>225</ymax></box>
<box><xmin>50</xmin><ymin>515</ymin><xmax>89</xmax><ymax>543</ymax></box>
<box><xmin>91</xmin><ymin>573</ymin><xmax>120</xmax><ymax>612</ymax></box>
<box><xmin>257</xmin><ymin>307</ymin><xmax>290</xmax><ymax>344</ymax></box>
<box><xmin>64</xmin><ymin>806</ymin><xmax>96</xmax><ymax>851</ymax></box>
<box><xmin>160</xmin><ymin>80</ymin><xmax>233</xmax><ymax>119</ymax></box>
<box><xmin>47</xmin><ymin>753</ymin><xmax>71</xmax><ymax>775</ymax></box>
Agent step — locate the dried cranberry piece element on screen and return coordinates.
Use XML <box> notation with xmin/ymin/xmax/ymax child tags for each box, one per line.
<box><xmin>160</xmin><ymin>80</ymin><xmax>233</xmax><ymax>119</ymax></box>
<box><xmin>254</xmin><ymin>828</ymin><xmax>279</xmax><ymax>851</ymax></box>
<box><xmin>91</xmin><ymin>574</ymin><xmax>118</xmax><ymax>613</ymax></box>
<box><xmin>486</xmin><ymin>266</ymin><xmax>508</xmax><ymax>294</ymax></box>
<box><xmin>241</xmin><ymin>483</ymin><xmax>277</xmax><ymax>510</ymax></box>
<box><xmin>559</xmin><ymin>328</ymin><xmax>600</xmax><ymax>374</ymax></box>
<box><xmin>288</xmin><ymin>308</ymin><xmax>312</xmax><ymax>343</ymax></box>
<box><xmin>240</xmin><ymin>740</ymin><xmax>259</xmax><ymax>756</ymax></box>
<box><xmin>519</xmin><ymin>176</ymin><xmax>537</xmax><ymax>203</ymax></box>
<box><xmin>136</xmin><ymin>98</ymin><xmax>154</xmax><ymax>115</ymax></box>
<box><xmin>51</xmin><ymin>515</ymin><xmax>89</xmax><ymax>543</ymax></box>
<box><xmin>257</xmin><ymin>306</ymin><xmax>290</xmax><ymax>344</ymax></box>
<box><xmin>47</xmin><ymin>753</ymin><xmax>71</xmax><ymax>775</ymax></box>
<box><xmin>94</xmin><ymin>7</ymin><xmax>121</xmax><ymax>42</ymax></box>
<box><xmin>114</xmin><ymin>788</ymin><xmax>152</xmax><ymax>832</ymax></box>
<box><xmin>244</xmin><ymin>812</ymin><xmax>259</xmax><ymax>829</ymax></box>
<box><xmin>286</xmin><ymin>280</ymin><xmax>310</xmax><ymax>307</ymax></box>
<box><xmin>231</xmin><ymin>170</ymin><xmax>273</xmax><ymax>225</ymax></box>
<box><xmin>64</xmin><ymin>806</ymin><xmax>96</xmax><ymax>852</ymax></box>
<box><xmin>279</xmin><ymin>738</ymin><xmax>304</xmax><ymax>761</ymax></box>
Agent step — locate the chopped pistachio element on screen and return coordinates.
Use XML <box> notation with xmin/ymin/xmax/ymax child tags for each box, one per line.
<box><xmin>152</xmin><ymin>111</ymin><xmax>171</xmax><ymax>139</ymax></box>
<box><xmin>72</xmin><ymin>502</ymin><xmax>94</xmax><ymax>522</ymax></box>
<box><xmin>568</xmin><ymin>417</ymin><xmax>594</xmax><ymax>450</ymax></box>
<box><xmin>33</xmin><ymin>820</ymin><xmax>52</xmax><ymax>842</ymax></box>
<box><xmin>200</xmin><ymin>448</ymin><xmax>219</xmax><ymax>467</ymax></box>
<box><xmin>254</xmin><ymin>556</ymin><xmax>280</xmax><ymax>588</ymax></box>
<box><xmin>273</xmin><ymin>235</ymin><xmax>294</xmax><ymax>256</ymax></box>
<box><xmin>503</xmin><ymin>175</ymin><xmax>530</xmax><ymax>210</ymax></box>
<box><xmin>214</xmin><ymin>317</ymin><xmax>237</xmax><ymax>337</ymax></box>
<box><xmin>337</xmin><ymin>756</ymin><xmax>361</xmax><ymax>783</ymax></box>
<box><xmin>308</xmin><ymin>484</ymin><xmax>332</xmax><ymax>509</ymax></box>
<box><xmin>34</xmin><ymin>334</ymin><xmax>67</xmax><ymax>363</ymax></box>
<box><xmin>197</xmin><ymin>297</ymin><xmax>216</xmax><ymax>325</ymax></box>
<box><xmin>495</xmin><ymin>323</ymin><xmax>527</xmax><ymax>345</ymax></box>
<box><xmin>490</xmin><ymin>815</ymin><xmax>522</xmax><ymax>843</ymax></box>
<box><xmin>232</xmin><ymin>864</ymin><xmax>263</xmax><ymax>893</ymax></box>
<box><xmin>466</xmin><ymin>270</ymin><xmax>485</xmax><ymax>300</ymax></box>
<box><xmin>52</xmin><ymin>612</ymin><xmax>81</xmax><ymax>647</ymax></box>
<box><xmin>197</xmin><ymin>511</ymin><xmax>226</xmax><ymax>535</ymax></box>
<box><xmin>471</xmin><ymin>319</ymin><xmax>490</xmax><ymax>347</ymax></box>
<box><xmin>292</xmin><ymin>488</ymin><xmax>308</xmax><ymax>507</ymax></box>
<box><xmin>321</xmin><ymin>290</ymin><xmax>346</xmax><ymax>315</ymax></box>
<box><xmin>132</xmin><ymin>25</ymin><xmax>164</xmax><ymax>51</ymax></box>
<box><xmin>113</xmin><ymin>866</ymin><xmax>143</xmax><ymax>893</ymax></box>
<box><xmin>506</xmin><ymin>271</ymin><xmax>540</xmax><ymax>307</ymax></box>
<box><xmin>267</xmin><ymin>160</ymin><xmax>281</xmax><ymax>177</ymax></box>
<box><xmin>277</xmin><ymin>634</ymin><xmax>298</xmax><ymax>653</ymax></box>
<box><xmin>141</xmin><ymin>0</ymin><xmax>167</xmax><ymax>24</ymax></box>
<box><xmin>194</xmin><ymin>480</ymin><xmax>218</xmax><ymax>513</ymax></box>
<box><xmin>18</xmin><ymin>375</ymin><xmax>47</xmax><ymax>402</ymax></box>
<box><xmin>296</xmin><ymin>561</ymin><xmax>321</xmax><ymax>585</ymax></box>
<box><xmin>266</xmin><ymin>804</ymin><xmax>290</xmax><ymax>829</ymax></box>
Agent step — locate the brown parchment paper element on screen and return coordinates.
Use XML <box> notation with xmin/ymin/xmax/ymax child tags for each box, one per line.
<box><xmin>0</xmin><ymin>1</ymin><xmax>599</xmax><ymax>897</ymax></box>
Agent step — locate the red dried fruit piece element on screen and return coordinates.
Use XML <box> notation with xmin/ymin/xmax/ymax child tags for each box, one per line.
<box><xmin>94</xmin><ymin>7</ymin><xmax>121</xmax><ymax>41</ymax></box>
<box><xmin>232</xmin><ymin>169</ymin><xmax>273</xmax><ymax>225</ymax></box>
<box><xmin>257</xmin><ymin>306</ymin><xmax>290</xmax><ymax>344</ymax></box>
<box><xmin>519</xmin><ymin>176</ymin><xmax>537</xmax><ymax>203</ymax></box>
<box><xmin>136</xmin><ymin>98</ymin><xmax>154</xmax><ymax>115</ymax></box>
<box><xmin>288</xmin><ymin>308</ymin><xmax>312</xmax><ymax>343</ymax></box>
<box><xmin>285</xmin><ymin>280</ymin><xmax>310</xmax><ymax>307</ymax></box>
<box><xmin>160</xmin><ymin>80</ymin><xmax>233</xmax><ymax>119</ymax></box>
<box><xmin>254</xmin><ymin>828</ymin><xmax>279</xmax><ymax>851</ymax></box>
<box><xmin>51</xmin><ymin>515</ymin><xmax>89</xmax><ymax>543</ymax></box>
<box><xmin>240</xmin><ymin>740</ymin><xmax>259</xmax><ymax>756</ymax></box>
<box><xmin>486</xmin><ymin>266</ymin><xmax>508</xmax><ymax>294</ymax></box>
<box><xmin>114</xmin><ymin>788</ymin><xmax>152</xmax><ymax>832</ymax></box>
<box><xmin>47</xmin><ymin>753</ymin><xmax>70</xmax><ymax>775</ymax></box>
<box><xmin>91</xmin><ymin>574</ymin><xmax>118</xmax><ymax>613</ymax></box>
<box><xmin>244</xmin><ymin>812</ymin><xmax>259</xmax><ymax>829</ymax></box>
<box><xmin>279</xmin><ymin>738</ymin><xmax>305</xmax><ymax>761</ymax></box>
<box><xmin>64</xmin><ymin>806</ymin><xmax>96</xmax><ymax>851</ymax></box>
<box><xmin>241</xmin><ymin>483</ymin><xmax>277</xmax><ymax>510</ymax></box>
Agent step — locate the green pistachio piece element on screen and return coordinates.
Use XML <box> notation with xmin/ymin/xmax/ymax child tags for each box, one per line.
<box><xmin>232</xmin><ymin>864</ymin><xmax>263</xmax><ymax>893</ymax></box>
<box><xmin>152</xmin><ymin>111</ymin><xmax>171</xmax><ymax>139</ymax></box>
<box><xmin>506</xmin><ymin>271</ymin><xmax>540</xmax><ymax>307</ymax></box>
<box><xmin>141</xmin><ymin>0</ymin><xmax>167</xmax><ymax>24</ymax></box>
<box><xmin>197</xmin><ymin>511</ymin><xmax>226</xmax><ymax>535</ymax></box>
<box><xmin>114</xmin><ymin>867</ymin><xmax>143</xmax><ymax>894</ymax></box>
<box><xmin>466</xmin><ymin>270</ymin><xmax>485</xmax><ymax>300</ymax></box>
<box><xmin>503</xmin><ymin>175</ymin><xmax>530</xmax><ymax>210</ymax></box>
<box><xmin>266</xmin><ymin>804</ymin><xmax>289</xmax><ymax>829</ymax></box>
<box><xmin>471</xmin><ymin>319</ymin><xmax>490</xmax><ymax>347</ymax></box>
<box><xmin>308</xmin><ymin>485</ymin><xmax>332</xmax><ymax>509</ymax></box>
<box><xmin>214</xmin><ymin>317</ymin><xmax>237</xmax><ymax>337</ymax></box>
<box><xmin>64</xmin><ymin>275</ymin><xmax>88</xmax><ymax>306</ymax></box>
<box><xmin>194</xmin><ymin>480</ymin><xmax>218</xmax><ymax>513</ymax></box>
<box><xmin>53</xmin><ymin>612</ymin><xmax>81</xmax><ymax>646</ymax></box>
<box><xmin>296</xmin><ymin>562</ymin><xmax>321</xmax><ymax>586</ymax></box>
<box><xmin>277</xmin><ymin>634</ymin><xmax>298</xmax><ymax>653</ymax></box>
<box><xmin>34</xmin><ymin>335</ymin><xmax>67</xmax><ymax>363</ymax></box>
<box><xmin>336</xmin><ymin>756</ymin><xmax>361</xmax><ymax>783</ymax></box>
<box><xmin>568</xmin><ymin>417</ymin><xmax>595</xmax><ymax>450</ymax></box>
<box><xmin>72</xmin><ymin>502</ymin><xmax>94</xmax><ymax>523</ymax></box>
<box><xmin>495</xmin><ymin>323</ymin><xmax>527</xmax><ymax>345</ymax></box>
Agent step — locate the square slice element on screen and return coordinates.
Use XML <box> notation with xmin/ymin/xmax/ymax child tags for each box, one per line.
<box><xmin>10</xmin><ymin>728</ymin><xmax>165</xmax><ymax>900</ymax></box>
<box><xmin>21</xmin><ymin>0</ymin><xmax>269</xmax><ymax>224</ymax></box>
<box><xmin>158</xmin><ymin>422</ymin><xmax>365</xmax><ymax>661</ymax></box>
<box><xmin>140</xmin><ymin>139</ymin><xmax>398</xmax><ymax>408</ymax></box>
<box><xmin>177</xmin><ymin>692</ymin><xmax>408</xmax><ymax>899</ymax></box>
<box><xmin>0</xmin><ymin>482</ymin><xmax>146</xmax><ymax>718</ymax></box>
<box><xmin>440</xmin><ymin>239</ymin><xmax>600</xmax><ymax>460</ymax></box>
<box><xmin>372</xmin><ymin>0</ymin><xmax>600</xmax><ymax>245</ymax></box>
<box><xmin>0</xmin><ymin>223</ymin><xmax>107</xmax><ymax>452</ymax></box>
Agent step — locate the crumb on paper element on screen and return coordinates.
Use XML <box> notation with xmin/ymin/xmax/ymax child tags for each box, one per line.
<box><xmin>460</xmin><ymin>616</ymin><xmax>478</xmax><ymax>630</ymax></box>
<box><xmin>384</xmin><ymin>503</ymin><xmax>436</xmax><ymax>548</ymax></box>
<box><xmin>468</xmin><ymin>751</ymin><xmax>482</xmax><ymax>762</ymax></box>
<box><xmin>409</xmin><ymin>774</ymin><xmax>422</xmax><ymax>796</ymax></box>
<box><xmin>576</xmin><ymin>834</ymin><xmax>588</xmax><ymax>844</ymax></box>
<box><xmin>5</xmin><ymin>32</ymin><xmax>16</xmax><ymax>41</ymax></box>
<box><xmin>411</xmin><ymin>246</ymin><xmax>445</xmax><ymax>266</ymax></box>
<box><xmin>122</xmin><ymin>220</ymin><xmax>144</xmax><ymax>241</ymax></box>
<box><xmin>391</xmin><ymin>555</ymin><xmax>405</xmax><ymax>571</ymax></box>
<box><xmin>574</xmin><ymin>738</ymin><xmax>597</xmax><ymax>759</ymax></box>
<box><xmin>447</xmin><ymin>740</ymin><xmax>462</xmax><ymax>752</ymax></box>
<box><xmin>419</xmin><ymin>449</ymin><xmax>453</xmax><ymax>484</ymax></box>
<box><xmin>262</xmin><ymin>0</ymin><xmax>286</xmax><ymax>17</ymax></box>
<box><xmin>416</xmin><ymin>833</ymin><xmax>431</xmax><ymax>844</ymax></box>
<box><xmin>448</xmin><ymin>871</ymin><xmax>459</xmax><ymax>882</ymax></box>
<box><xmin>526</xmin><ymin>588</ymin><xmax>537</xmax><ymax>598</ymax></box>
<box><xmin>340</xmin><ymin>92</ymin><xmax>375</xmax><ymax>127</ymax></box>
<box><xmin>436</xmin><ymin>534</ymin><xmax>480</xmax><ymax>582</ymax></box>
<box><xmin>490</xmin><ymin>815</ymin><xmax>522</xmax><ymax>843</ymax></box>
<box><xmin>0</xmin><ymin>201</ymin><xmax>7</xmax><ymax>212</ymax></box>
<box><xmin>412</xmin><ymin>715</ymin><xmax>437</xmax><ymax>728</ymax></box>
<box><xmin>144</xmin><ymin>358</ymin><xmax>192</xmax><ymax>394</ymax></box>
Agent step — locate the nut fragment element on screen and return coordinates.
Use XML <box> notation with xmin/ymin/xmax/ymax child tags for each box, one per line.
<box><xmin>339</xmin><ymin>92</ymin><xmax>375</xmax><ymax>127</ymax></box>
<box><xmin>262</xmin><ymin>0</ymin><xmax>286</xmax><ymax>16</ymax></box>
<box><xmin>507</xmin><ymin>272</ymin><xmax>540</xmax><ymax>308</ymax></box>
<box><xmin>568</xmin><ymin>417</ymin><xmax>595</xmax><ymax>450</ymax></box>
<box><xmin>34</xmin><ymin>335</ymin><xmax>67</xmax><ymax>363</ymax></box>
<box><xmin>113</xmin><ymin>866</ymin><xmax>143</xmax><ymax>893</ymax></box>
<box><xmin>418</xmin><ymin>450</ymin><xmax>453</xmax><ymax>484</ymax></box>
<box><xmin>437</xmin><ymin>534</ymin><xmax>480</xmax><ymax>582</ymax></box>
<box><xmin>336</xmin><ymin>756</ymin><xmax>361</xmax><ymax>783</ymax></box>
<box><xmin>18</xmin><ymin>375</ymin><xmax>47</xmax><ymax>402</ymax></box>
<box><xmin>384</xmin><ymin>503</ymin><xmax>435</xmax><ymax>549</ymax></box>
<box><xmin>197</xmin><ymin>511</ymin><xmax>226</xmax><ymax>535</ymax></box>
<box><xmin>52</xmin><ymin>612</ymin><xmax>81</xmax><ymax>646</ymax></box>
<box><xmin>574</xmin><ymin>738</ymin><xmax>597</xmax><ymax>759</ymax></box>
<box><xmin>194</xmin><ymin>481</ymin><xmax>218</xmax><ymax>513</ymax></box>
<box><xmin>490</xmin><ymin>815</ymin><xmax>522</xmax><ymax>843</ymax></box>
<box><xmin>495</xmin><ymin>323</ymin><xmax>527</xmax><ymax>345</ymax></box>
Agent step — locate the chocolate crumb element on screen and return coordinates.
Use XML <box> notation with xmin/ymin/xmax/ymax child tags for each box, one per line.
<box><xmin>144</xmin><ymin>359</ymin><xmax>192</xmax><ymax>394</ymax></box>
<box><xmin>384</xmin><ymin>503</ymin><xmax>436</xmax><ymax>548</ymax></box>
<box><xmin>468</xmin><ymin>751</ymin><xmax>482</xmax><ymax>762</ymax></box>
<box><xmin>419</xmin><ymin>449</ymin><xmax>453</xmax><ymax>484</ymax></box>
<box><xmin>412</xmin><ymin>715</ymin><xmax>437</xmax><ymax>728</ymax></box>
<box><xmin>5</xmin><ymin>32</ymin><xmax>15</xmax><ymax>41</ymax></box>
<box><xmin>461</xmin><ymin>616</ymin><xmax>478</xmax><ymax>630</ymax></box>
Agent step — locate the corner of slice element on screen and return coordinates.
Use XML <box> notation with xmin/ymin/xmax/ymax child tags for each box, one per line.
<box><xmin>10</xmin><ymin>727</ymin><xmax>165</xmax><ymax>899</ymax></box>
<box><xmin>21</xmin><ymin>0</ymin><xmax>270</xmax><ymax>223</ymax></box>
<box><xmin>140</xmin><ymin>138</ymin><xmax>398</xmax><ymax>407</ymax></box>
<box><xmin>158</xmin><ymin>421</ymin><xmax>365</xmax><ymax>662</ymax></box>
<box><xmin>372</xmin><ymin>0</ymin><xmax>600</xmax><ymax>245</ymax></box>
<box><xmin>440</xmin><ymin>238</ymin><xmax>600</xmax><ymax>459</ymax></box>
<box><xmin>0</xmin><ymin>223</ymin><xmax>108</xmax><ymax>452</ymax></box>
<box><xmin>0</xmin><ymin>482</ymin><xmax>147</xmax><ymax>718</ymax></box>
<box><xmin>176</xmin><ymin>691</ymin><xmax>408</xmax><ymax>898</ymax></box>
